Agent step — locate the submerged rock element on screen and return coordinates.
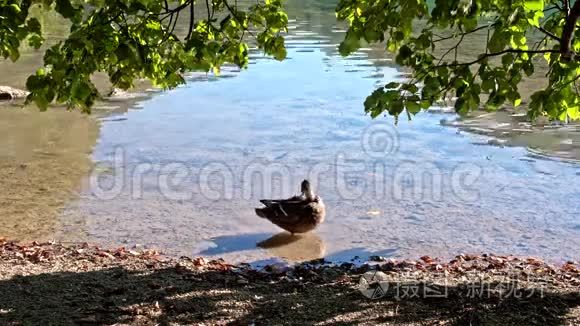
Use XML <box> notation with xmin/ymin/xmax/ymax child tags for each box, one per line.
<box><xmin>107</xmin><ymin>87</ymin><xmax>149</xmax><ymax>100</ymax></box>
<box><xmin>0</xmin><ymin>86</ymin><xmax>29</xmax><ymax>100</ymax></box>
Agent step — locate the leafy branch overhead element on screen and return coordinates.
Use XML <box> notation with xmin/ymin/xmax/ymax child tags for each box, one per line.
<box><xmin>0</xmin><ymin>1</ymin><xmax>578</xmax><ymax>121</ymax></box>
<box><xmin>337</xmin><ymin>0</ymin><xmax>580</xmax><ymax>122</ymax></box>
<box><xmin>0</xmin><ymin>0</ymin><xmax>288</xmax><ymax>112</ymax></box>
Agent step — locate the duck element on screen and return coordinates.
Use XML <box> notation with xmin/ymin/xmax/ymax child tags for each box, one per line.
<box><xmin>255</xmin><ymin>180</ymin><xmax>325</xmax><ymax>234</ymax></box>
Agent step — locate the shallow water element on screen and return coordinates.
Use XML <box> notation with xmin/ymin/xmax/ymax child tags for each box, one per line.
<box><xmin>54</xmin><ymin>6</ymin><xmax>579</xmax><ymax>264</ymax></box>
<box><xmin>0</xmin><ymin>107</ymin><xmax>97</xmax><ymax>241</ymax></box>
<box><xmin>0</xmin><ymin>1</ymin><xmax>578</xmax><ymax>265</ymax></box>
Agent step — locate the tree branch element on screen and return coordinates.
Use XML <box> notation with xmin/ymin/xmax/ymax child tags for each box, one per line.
<box><xmin>533</xmin><ymin>34</ymin><xmax>549</xmax><ymax>51</ymax></box>
<box><xmin>560</xmin><ymin>73</ymin><xmax>580</xmax><ymax>90</ymax></box>
<box><xmin>223</xmin><ymin>0</ymin><xmax>255</xmax><ymax>37</ymax></box>
<box><xmin>436</xmin><ymin>32</ymin><xmax>465</xmax><ymax>65</ymax></box>
<box><xmin>170</xmin><ymin>10</ymin><xmax>180</xmax><ymax>36</ymax></box>
<box><xmin>433</xmin><ymin>22</ymin><xmax>497</xmax><ymax>43</ymax></box>
<box><xmin>205</xmin><ymin>0</ymin><xmax>211</xmax><ymax>21</ymax></box>
<box><xmin>434</xmin><ymin>49</ymin><xmax>560</xmax><ymax>68</ymax></box>
<box><xmin>186</xmin><ymin>1</ymin><xmax>195</xmax><ymax>40</ymax></box>
<box><xmin>560</xmin><ymin>0</ymin><xmax>580</xmax><ymax>61</ymax></box>
<box><xmin>537</xmin><ymin>26</ymin><xmax>561</xmax><ymax>42</ymax></box>
<box><xmin>162</xmin><ymin>1</ymin><xmax>191</xmax><ymax>14</ymax></box>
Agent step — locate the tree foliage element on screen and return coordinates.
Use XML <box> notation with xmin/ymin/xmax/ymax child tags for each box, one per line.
<box><xmin>337</xmin><ymin>0</ymin><xmax>580</xmax><ymax>122</ymax></box>
<box><xmin>0</xmin><ymin>0</ymin><xmax>288</xmax><ymax>112</ymax></box>
<box><xmin>0</xmin><ymin>0</ymin><xmax>578</xmax><ymax>122</ymax></box>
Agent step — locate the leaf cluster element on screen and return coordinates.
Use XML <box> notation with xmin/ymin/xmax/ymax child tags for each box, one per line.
<box><xmin>0</xmin><ymin>0</ymin><xmax>288</xmax><ymax>112</ymax></box>
<box><xmin>337</xmin><ymin>0</ymin><xmax>580</xmax><ymax>122</ymax></box>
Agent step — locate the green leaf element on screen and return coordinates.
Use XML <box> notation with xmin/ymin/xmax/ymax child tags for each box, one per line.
<box><xmin>481</xmin><ymin>78</ymin><xmax>495</xmax><ymax>92</ymax></box>
<box><xmin>420</xmin><ymin>100</ymin><xmax>431</xmax><ymax>109</ymax></box>
<box><xmin>523</xmin><ymin>61</ymin><xmax>534</xmax><ymax>76</ymax></box>
<box><xmin>27</xmin><ymin>18</ymin><xmax>42</xmax><ymax>34</ymax></box>
<box><xmin>71</xmin><ymin>80</ymin><xmax>92</xmax><ymax>100</ymax></box>
<box><xmin>401</xmin><ymin>84</ymin><xmax>418</xmax><ymax>93</ymax></box>
<box><xmin>502</xmin><ymin>54</ymin><xmax>514</xmax><ymax>67</ymax></box>
<box><xmin>339</xmin><ymin>31</ymin><xmax>361</xmax><ymax>56</ymax></box>
<box><xmin>55</xmin><ymin>0</ymin><xmax>79</xmax><ymax>21</ymax></box>
<box><xmin>384</xmin><ymin>82</ymin><xmax>400</xmax><ymax>89</ymax></box>
<box><xmin>28</xmin><ymin>34</ymin><xmax>44</xmax><ymax>49</ymax></box>
<box><xmin>567</xmin><ymin>106</ymin><xmax>579</xmax><ymax>120</ymax></box>
<box><xmin>9</xmin><ymin>48</ymin><xmax>20</xmax><ymax>62</ymax></box>
<box><xmin>526</xmin><ymin>11</ymin><xmax>544</xmax><ymax>27</ymax></box>
<box><xmin>406</xmin><ymin>101</ymin><xmax>421</xmax><ymax>114</ymax></box>
<box><xmin>507</xmin><ymin>91</ymin><xmax>522</xmax><ymax>107</ymax></box>
<box><xmin>524</xmin><ymin>0</ymin><xmax>544</xmax><ymax>12</ymax></box>
<box><xmin>9</xmin><ymin>3</ymin><xmax>21</xmax><ymax>14</ymax></box>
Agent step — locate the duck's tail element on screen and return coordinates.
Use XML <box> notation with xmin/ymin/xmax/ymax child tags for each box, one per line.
<box><xmin>255</xmin><ymin>208</ymin><xmax>267</xmax><ymax>218</ymax></box>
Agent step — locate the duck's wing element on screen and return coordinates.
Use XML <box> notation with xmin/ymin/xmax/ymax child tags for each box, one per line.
<box><xmin>279</xmin><ymin>200</ymin><xmax>315</xmax><ymax>215</ymax></box>
<box><xmin>257</xmin><ymin>200</ymin><xmax>316</xmax><ymax>222</ymax></box>
<box><xmin>259</xmin><ymin>195</ymin><xmax>304</xmax><ymax>207</ymax></box>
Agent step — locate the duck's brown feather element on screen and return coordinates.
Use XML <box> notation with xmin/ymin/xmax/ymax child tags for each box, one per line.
<box><xmin>255</xmin><ymin>196</ymin><xmax>325</xmax><ymax>234</ymax></box>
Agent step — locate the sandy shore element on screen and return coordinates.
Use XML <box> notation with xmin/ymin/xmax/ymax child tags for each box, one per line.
<box><xmin>0</xmin><ymin>239</ymin><xmax>578</xmax><ymax>325</ymax></box>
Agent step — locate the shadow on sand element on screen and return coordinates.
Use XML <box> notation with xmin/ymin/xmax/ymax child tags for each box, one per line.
<box><xmin>0</xmin><ymin>263</ymin><xmax>578</xmax><ymax>325</ymax></box>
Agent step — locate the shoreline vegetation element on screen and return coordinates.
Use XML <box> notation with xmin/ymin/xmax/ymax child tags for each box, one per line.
<box><xmin>0</xmin><ymin>239</ymin><xmax>578</xmax><ymax>325</ymax></box>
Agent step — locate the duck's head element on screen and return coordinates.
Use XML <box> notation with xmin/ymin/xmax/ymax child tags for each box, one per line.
<box><xmin>301</xmin><ymin>179</ymin><xmax>315</xmax><ymax>200</ymax></box>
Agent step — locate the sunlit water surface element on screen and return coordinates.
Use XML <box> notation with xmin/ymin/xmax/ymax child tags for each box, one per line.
<box><xmin>50</xmin><ymin>5</ymin><xmax>580</xmax><ymax>265</ymax></box>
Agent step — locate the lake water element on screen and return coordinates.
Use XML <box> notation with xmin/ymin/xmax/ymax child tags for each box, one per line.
<box><xmin>1</xmin><ymin>1</ymin><xmax>579</xmax><ymax>265</ymax></box>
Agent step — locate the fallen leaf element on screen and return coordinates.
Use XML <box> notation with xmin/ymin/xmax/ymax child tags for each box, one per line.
<box><xmin>127</xmin><ymin>250</ymin><xmax>141</xmax><ymax>256</ymax></box>
<box><xmin>420</xmin><ymin>255</ymin><xmax>435</xmax><ymax>264</ymax></box>
<box><xmin>97</xmin><ymin>251</ymin><xmax>115</xmax><ymax>259</ymax></box>
<box><xmin>142</xmin><ymin>249</ymin><xmax>160</xmax><ymax>257</ymax></box>
<box><xmin>489</xmin><ymin>256</ymin><xmax>505</xmax><ymax>266</ymax></box>
<box><xmin>527</xmin><ymin>257</ymin><xmax>544</xmax><ymax>266</ymax></box>
<box><xmin>192</xmin><ymin>257</ymin><xmax>207</xmax><ymax>267</ymax></box>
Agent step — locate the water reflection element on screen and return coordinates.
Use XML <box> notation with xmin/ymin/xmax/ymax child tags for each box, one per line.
<box><xmin>192</xmin><ymin>231</ymin><xmax>326</xmax><ymax>263</ymax></box>
<box><xmin>196</xmin><ymin>233</ymin><xmax>272</xmax><ymax>256</ymax></box>
<box><xmin>257</xmin><ymin>232</ymin><xmax>326</xmax><ymax>262</ymax></box>
<box><xmin>443</xmin><ymin>111</ymin><xmax>580</xmax><ymax>163</ymax></box>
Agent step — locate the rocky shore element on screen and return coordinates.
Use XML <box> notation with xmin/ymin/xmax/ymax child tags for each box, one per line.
<box><xmin>0</xmin><ymin>86</ymin><xmax>28</xmax><ymax>101</ymax></box>
<box><xmin>0</xmin><ymin>239</ymin><xmax>578</xmax><ymax>325</ymax></box>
